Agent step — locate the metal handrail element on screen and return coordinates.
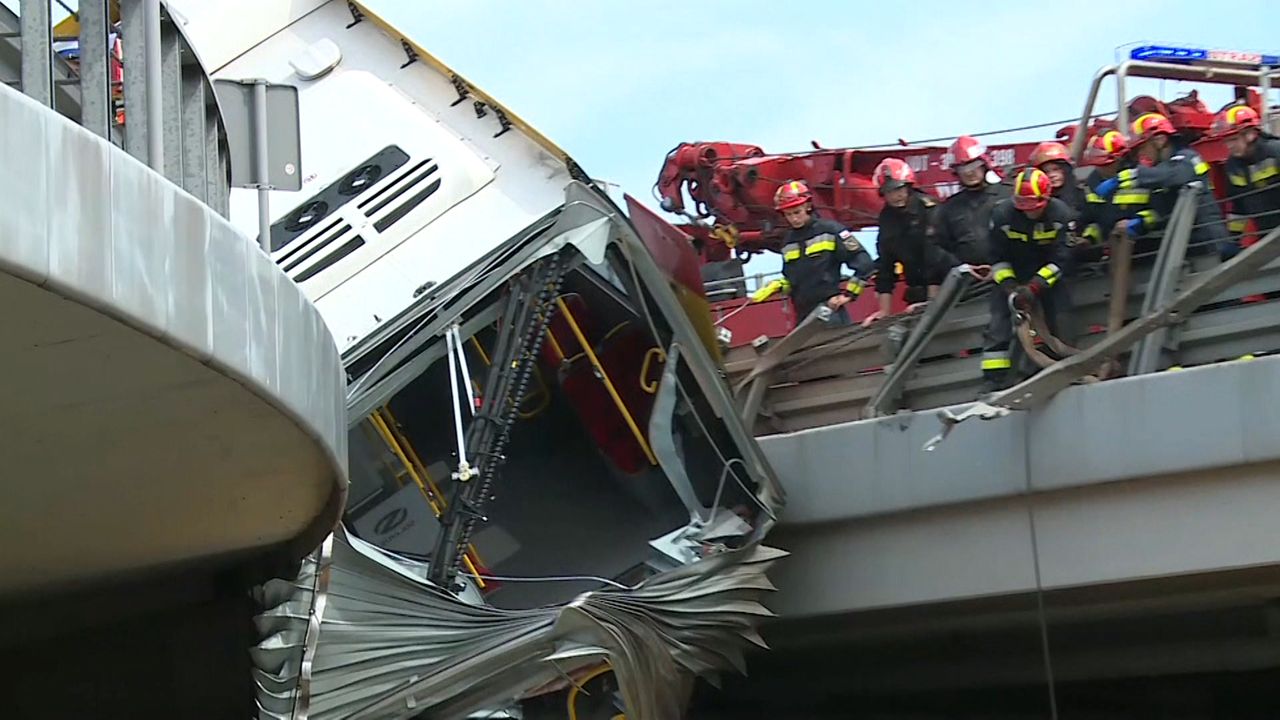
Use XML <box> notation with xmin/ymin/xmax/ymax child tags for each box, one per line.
<box><xmin>10</xmin><ymin>0</ymin><xmax>231</xmax><ymax>216</ymax></box>
<box><xmin>1069</xmin><ymin>60</ymin><xmax>1280</xmax><ymax>163</ymax></box>
<box><xmin>934</xmin><ymin>222</ymin><xmax>1280</xmax><ymax>440</ymax></box>
<box><xmin>1129</xmin><ymin>187</ymin><xmax>1197</xmax><ymax>375</ymax></box>
<box><xmin>863</xmin><ymin>267</ymin><xmax>971</xmax><ymax>418</ymax></box>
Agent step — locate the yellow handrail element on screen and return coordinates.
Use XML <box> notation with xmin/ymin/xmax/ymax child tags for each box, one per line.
<box><xmin>638</xmin><ymin>347</ymin><xmax>666</xmax><ymax>394</ymax></box>
<box><xmin>369</xmin><ymin>412</ymin><xmax>441</xmax><ymax>515</ymax></box>
<box><xmin>567</xmin><ymin>664</ymin><xmax>623</xmax><ymax>720</ymax></box>
<box><xmin>544</xmin><ymin>323</ymin><xmax>568</xmax><ymax>361</ymax></box>
<box><xmin>554</xmin><ymin>297</ymin><xmax>657</xmax><ymax>466</ymax></box>
<box><xmin>469</xmin><ymin>336</ymin><xmax>551</xmax><ymax>419</ymax></box>
<box><xmin>368</xmin><ymin>409</ymin><xmax>486</xmax><ymax>587</ymax></box>
<box><xmin>378</xmin><ymin>408</ymin><xmax>448</xmax><ymax>505</ymax></box>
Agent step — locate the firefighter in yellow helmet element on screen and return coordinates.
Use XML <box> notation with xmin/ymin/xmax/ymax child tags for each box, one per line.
<box><xmin>1215</xmin><ymin>104</ymin><xmax>1280</xmax><ymax>238</ymax></box>
<box><xmin>1095</xmin><ymin>112</ymin><xmax>1237</xmax><ymax>259</ymax></box>
<box><xmin>981</xmin><ymin>168</ymin><xmax>1077</xmax><ymax>393</ymax></box>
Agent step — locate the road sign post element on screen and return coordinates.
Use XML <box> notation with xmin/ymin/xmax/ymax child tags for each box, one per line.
<box><xmin>212</xmin><ymin>79</ymin><xmax>302</xmax><ymax>254</ymax></box>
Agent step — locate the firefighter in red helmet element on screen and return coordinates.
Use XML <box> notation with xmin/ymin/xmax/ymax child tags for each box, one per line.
<box><xmin>751</xmin><ymin>179</ymin><xmax>874</xmax><ymax>325</ymax></box>
<box><xmin>1215</xmin><ymin>104</ymin><xmax>1280</xmax><ymax>237</ymax></box>
<box><xmin>861</xmin><ymin>158</ymin><xmax>968</xmax><ymax>326</ymax></box>
<box><xmin>1079</xmin><ymin>130</ymin><xmax>1159</xmax><ymax>252</ymax></box>
<box><xmin>1030</xmin><ymin>141</ymin><xmax>1086</xmax><ymax>211</ymax></box>
<box><xmin>981</xmin><ymin>168</ymin><xmax>1077</xmax><ymax>393</ymax></box>
<box><xmin>1095</xmin><ymin>112</ymin><xmax>1237</xmax><ymax>259</ymax></box>
<box><xmin>934</xmin><ymin>135</ymin><xmax>1011</xmax><ymax>265</ymax></box>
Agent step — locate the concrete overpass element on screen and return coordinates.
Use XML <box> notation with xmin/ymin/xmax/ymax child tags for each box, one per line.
<box><xmin>764</xmin><ymin>355</ymin><xmax>1280</xmax><ymax>620</ymax></box>
<box><xmin>701</xmin><ymin>215</ymin><xmax>1280</xmax><ymax>717</ymax></box>
<box><xmin>0</xmin><ymin>5</ymin><xmax>345</xmax><ymax>716</ymax></box>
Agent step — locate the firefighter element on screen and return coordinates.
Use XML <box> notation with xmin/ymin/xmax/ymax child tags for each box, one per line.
<box><xmin>1079</xmin><ymin>129</ymin><xmax>1159</xmax><ymax>252</ymax></box>
<box><xmin>1030</xmin><ymin>141</ymin><xmax>1087</xmax><ymax>211</ymax></box>
<box><xmin>934</xmin><ymin>135</ymin><xmax>1011</xmax><ymax>265</ymax></box>
<box><xmin>861</xmin><ymin>158</ymin><xmax>960</xmax><ymax>326</ymax></box>
<box><xmin>981</xmin><ymin>168</ymin><xmax>1077</xmax><ymax>393</ymax></box>
<box><xmin>1214</xmin><ymin>104</ymin><xmax>1280</xmax><ymax>238</ymax></box>
<box><xmin>750</xmin><ymin>180</ymin><xmax>875</xmax><ymax>325</ymax></box>
<box><xmin>1094</xmin><ymin>112</ymin><xmax>1238</xmax><ymax>259</ymax></box>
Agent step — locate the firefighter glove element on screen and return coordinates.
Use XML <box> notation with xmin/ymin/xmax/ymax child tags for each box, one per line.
<box><xmin>1094</xmin><ymin>176</ymin><xmax>1119</xmax><ymax>200</ymax></box>
<box><xmin>1125</xmin><ymin>217</ymin><xmax>1145</xmax><ymax>237</ymax></box>
<box><xmin>751</xmin><ymin>278</ymin><xmax>788</xmax><ymax>303</ymax></box>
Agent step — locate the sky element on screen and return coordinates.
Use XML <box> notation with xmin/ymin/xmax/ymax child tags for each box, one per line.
<box><xmin>368</xmin><ymin>0</ymin><xmax>1280</xmax><ymax>233</ymax></box>
<box><xmin>11</xmin><ymin>0</ymin><xmax>1279</xmax><ymax>260</ymax></box>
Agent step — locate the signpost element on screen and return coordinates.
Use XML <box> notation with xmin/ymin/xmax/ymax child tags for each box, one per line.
<box><xmin>212</xmin><ymin>79</ymin><xmax>302</xmax><ymax>253</ymax></box>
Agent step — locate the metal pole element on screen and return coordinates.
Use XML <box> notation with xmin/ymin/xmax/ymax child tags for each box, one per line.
<box><xmin>144</xmin><ymin>0</ymin><xmax>163</xmax><ymax>171</ymax></box>
<box><xmin>1129</xmin><ymin>188</ymin><xmax>1194</xmax><ymax>376</ymax></box>
<box><xmin>252</xmin><ymin>79</ymin><xmax>271</xmax><ymax>253</ymax></box>
<box><xmin>19</xmin><ymin>0</ymin><xmax>53</xmax><ymax>106</ymax></box>
<box><xmin>1070</xmin><ymin>65</ymin><xmax>1116</xmax><ymax>162</ymax></box>
<box><xmin>1261</xmin><ymin>67</ymin><xmax>1272</xmax><ymax>129</ymax></box>
<box><xmin>79</xmin><ymin>0</ymin><xmax>112</xmax><ymax>138</ymax></box>
<box><xmin>1116</xmin><ymin>61</ymin><xmax>1130</xmax><ymax>136</ymax></box>
<box><xmin>864</xmin><ymin>268</ymin><xmax>970</xmax><ymax>417</ymax></box>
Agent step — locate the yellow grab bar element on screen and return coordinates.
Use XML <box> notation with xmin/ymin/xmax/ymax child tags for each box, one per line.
<box><xmin>567</xmin><ymin>664</ymin><xmax>619</xmax><ymax>720</ymax></box>
<box><xmin>369</xmin><ymin>412</ymin><xmax>441</xmax><ymax>515</ymax></box>
<box><xmin>379</xmin><ymin>407</ymin><xmax>451</xmax><ymax>504</ymax></box>
<box><xmin>639</xmin><ymin>347</ymin><xmax>666</xmax><ymax>394</ymax></box>
<box><xmin>470</xmin><ymin>335</ymin><xmax>551</xmax><ymax>420</ymax></box>
<box><xmin>369</xmin><ymin>409</ymin><xmax>486</xmax><ymax>587</ymax></box>
<box><xmin>554</xmin><ymin>297</ymin><xmax>657</xmax><ymax>466</ymax></box>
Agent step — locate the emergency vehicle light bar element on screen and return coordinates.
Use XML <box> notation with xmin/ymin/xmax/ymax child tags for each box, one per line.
<box><xmin>1130</xmin><ymin>45</ymin><xmax>1280</xmax><ymax>68</ymax></box>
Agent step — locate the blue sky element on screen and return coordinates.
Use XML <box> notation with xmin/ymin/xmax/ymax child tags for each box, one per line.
<box><xmin>11</xmin><ymin>0</ymin><xmax>1277</xmax><ymax>255</ymax></box>
<box><xmin>371</xmin><ymin>0</ymin><xmax>1279</xmax><ymax>237</ymax></box>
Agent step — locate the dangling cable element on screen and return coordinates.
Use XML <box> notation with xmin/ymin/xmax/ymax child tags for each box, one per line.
<box><xmin>444</xmin><ymin>326</ymin><xmax>473</xmax><ymax>481</ymax></box>
<box><xmin>452</xmin><ymin>324</ymin><xmax>477</xmax><ymax>416</ymax></box>
<box><xmin>1023</xmin><ymin>441</ymin><xmax>1060</xmax><ymax>720</ymax></box>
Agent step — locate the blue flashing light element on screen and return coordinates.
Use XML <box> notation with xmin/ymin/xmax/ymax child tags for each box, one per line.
<box><xmin>1130</xmin><ymin>44</ymin><xmax>1280</xmax><ymax>68</ymax></box>
<box><xmin>1130</xmin><ymin>45</ymin><xmax>1207</xmax><ymax>64</ymax></box>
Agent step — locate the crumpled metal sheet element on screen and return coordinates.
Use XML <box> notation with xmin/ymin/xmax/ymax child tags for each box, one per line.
<box><xmin>253</xmin><ymin>528</ymin><xmax>786</xmax><ymax>720</ymax></box>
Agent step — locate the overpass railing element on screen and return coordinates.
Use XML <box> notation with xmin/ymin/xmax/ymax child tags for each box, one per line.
<box><xmin>4</xmin><ymin>0</ymin><xmax>230</xmax><ymax>215</ymax></box>
<box><xmin>726</xmin><ymin>188</ymin><xmax>1280</xmax><ymax>435</ymax></box>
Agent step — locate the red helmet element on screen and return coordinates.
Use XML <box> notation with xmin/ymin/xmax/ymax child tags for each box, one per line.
<box><xmin>1129</xmin><ymin>112</ymin><xmax>1175</xmax><ymax>147</ymax></box>
<box><xmin>774</xmin><ymin>179</ymin><xmax>812</xmax><ymax>211</ymax></box>
<box><xmin>1082</xmin><ymin>130</ymin><xmax>1130</xmax><ymax>166</ymax></box>
<box><xmin>1012</xmin><ymin>168</ymin><xmax>1051</xmax><ymax>212</ymax></box>
<box><xmin>1212</xmin><ymin>104</ymin><xmax>1261</xmax><ymax>138</ymax></box>
<box><xmin>1030</xmin><ymin>141</ymin><xmax>1071</xmax><ymax>169</ymax></box>
<box><xmin>948</xmin><ymin>135</ymin><xmax>989</xmax><ymax>169</ymax></box>
<box><xmin>874</xmin><ymin>158</ymin><xmax>916</xmax><ymax>194</ymax></box>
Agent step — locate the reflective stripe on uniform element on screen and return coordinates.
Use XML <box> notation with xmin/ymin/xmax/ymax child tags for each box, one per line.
<box><xmin>1086</xmin><ymin>192</ymin><xmax>1104</xmax><ymax>204</ymax></box>
<box><xmin>1230</xmin><ymin>173</ymin><xmax>1249</xmax><ymax>187</ymax></box>
<box><xmin>846</xmin><ymin>279</ymin><xmax>864</xmax><ymax>296</ymax></box>
<box><xmin>1037</xmin><ymin>263</ymin><xmax>1062</xmax><ymax>286</ymax></box>
<box><xmin>981</xmin><ymin>352</ymin><xmax>1012</xmax><ymax>370</ymax></box>
<box><xmin>1251</xmin><ymin>160</ymin><xmax>1279</xmax><ymax>182</ymax></box>
<box><xmin>1193</xmin><ymin>161</ymin><xmax>1210</xmax><ymax>176</ymax></box>
<box><xmin>1033</xmin><ymin>228</ymin><xmax>1058</xmax><ymax>243</ymax></box>
<box><xmin>782</xmin><ymin>243</ymin><xmax>801</xmax><ymax>261</ymax></box>
<box><xmin>1228</xmin><ymin>216</ymin><xmax>1248</xmax><ymax>233</ymax></box>
<box><xmin>1138</xmin><ymin>209</ymin><xmax>1159</xmax><ymax>228</ymax></box>
<box><xmin>1083</xmin><ymin>224</ymin><xmax>1103</xmax><ymax>243</ymax></box>
<box><xmin>1004</xmin><ymin>228</ymin><xmax>1029</xmax><ymax>242</ymax></box>
<box><xmin>1117</xmin><ymin>168</ymin><xmax>1138</xmax><ymax>189</ymax></box>
<box><xmin>992</xmin><ymin>262</ymin><xmax>1015</xmax><ymax>285</ymax></box>
<box><xmin>805</xmin><ymin>239</ymin><xmax>837</xmax><ymax>255</ymax></box>
<box><xmin>1113</xmin><ymin>188</ymin><xmax>1151</xmax><ymax>204</ymax></box>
